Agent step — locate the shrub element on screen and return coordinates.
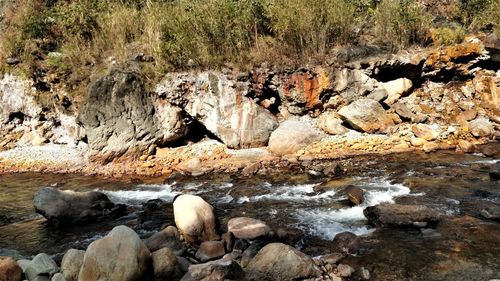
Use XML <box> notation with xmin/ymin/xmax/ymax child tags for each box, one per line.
<box><xmin>430</xmin><ymin>26</ymin><xmax>465</xmax><ymax>45</ymax></box>
<box><xmin>469</xmin><ymin>0</ymin><xmax>500</xmax><ymax>35</ymax></box>
<box><xmin>374</xmin><ymin>0</ymin><xmax>432</xmax><ymax>48</ymax></box>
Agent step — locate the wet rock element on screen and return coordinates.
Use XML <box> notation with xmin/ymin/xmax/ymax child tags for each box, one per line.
<box><xmin>173</xmin><ymin>194</ymin><xmax>219</xmax><ymax>245</ymax></box>
<box><xmin>240</xmin><ymin>243</ymin><xmax>264</xmax><ymax>268</ymax></box>
<box><xmin>195</xmin><ymin>241</ymin><xmax>226</xmax><ymax>262</ymax></box>
<box><xmin>412</xmin><ymin>124</ymin><xmax>440</xmax><ymax>141</ymax></box>
<box><xmin>33</xmin><ymin>187</ymin><xmax>125</xmax><ymax>226</ymax></box>
<box><xmin>458</xmin><ymin>139</ymin><xmax>475</xmax><ymax>153</ymax></box>
<box><xmin>480</xmin><ymin>206</ymin><xmax>500</xmax><ymax>220</ymax></box>
<box><xmin>338</xmin><ymin>99</ymin><xmax>394</xmax><ymax>133</ymax></box>
<box><xmin>51</xmin><ymin>273</ymin><xmax>65</xmax><ymax>281</ymax></box>
<box><xmin>157</xmin><ymin>72</ymin><xmax>278</xmax><ymax>148</ymax></box>
<box><xmin>381</xmin><ymin>78</ymin><xmax>413</xmax><ymax>105</ymax></box>
<box><xmin>241</xmin><ymin>162</ymin><xmax>260</xmax><ymax>177</ymax></box>
<box><xmin>221</xmin><ymin>232</ymin><xmax>235</xmax><ymax>253</ymax></box>
<box><xmin>276</xmin><ymin>227</ymin><xmax>303</xmax><ymax>246</ymax></box>
<box><xmin>60</xmin><ymin>249</ymin><xmax>84</xmax><ymax>281</ymax></box>
<box><xmin>268</xmin><ymin>120</ymin><xmax>321</xmax><ymax>156</ymax></box>
<box><xmin>320</xmin><ymin>253</ymin><xmax>345</xmax><ymax>265</ymax></box>
<box><xmin>77</xmin><ymin>67</ymin><xmax>186</xmax><ymax>162</ymax></box>
<box><xmin>246</xmin><ymin>243</ymin><xmax>320</xmax><ymax>281</ymax></box>
<box><xmin>469</xmin><ymin>118</ymin><xmax>494</xmax><ymax>138</ymax></box>
<box><xmin>332</xmin><ymin>232</ymin><xmax>361</xmax><ymax>254</ymax></box>
<box><xmin>227</xmin><ymin>217</ymin><xmax>271</xmax><ymax>240</ymax></box>
<box><xmin>144</xmin><ymin>226</ymin><xmax>184</xmax><ymax>255</ymax></box>
<box><xmin>364</xmin><ymin>204</ymin><xmax>442</xmax><ymax>227</ymax></box>
<box><xmin>180</xmin><ymin>259</ymin><xmax>245</xmax><ymax>281</ymax></box>
<box><xmin>478</xmin><ymin>143</ymin><xmax>500</xmax><ymax>157</ymax></box>
<box><xmin>0</xmin><ymin>256</ymin><xmax>22</xmax><ymax>281</ymax></box>
<box><xmin>152</xmin><ymin>247</ymin><xmax>182</xmax><ymax>281</ymax></box>
<box><xmin>345</xmin><ymin>186</ymin><xmax>364</xmax><ymax>205</ymax></box>
<box><xmin>25</xmin><ymin>253</ymin><xmax>59</xmax><ymax>281</ymax></box>
<box><xmin>317</xmin><ymin>112</ymin><xmax>349</xmax><ymax>135</ymax></box>
<box><xmin>78</xmin><ymin>225</ymin><xmax>152</xmax><ymax>281</ymax></box>
<box><xmin>336</xmin><ymin>264</ymin><xmax>355</xmax><ymax>278</ymax></box>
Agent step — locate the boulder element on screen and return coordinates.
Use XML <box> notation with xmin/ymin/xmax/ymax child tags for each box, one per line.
<box><xmin>317</xmin><ymin>112</ymin><xmax>349</xmax><ymax>135</ymax></box>
<box><xmin>364</xmin><ymin>204</ymin><xmax>443</xmax><ymax>227</ymax></box>
<box><xmin>173</xmin><ymin>195</ymin><xmax>219</xmax><ymax>245</ymax></box>
<box><xmin>77</xmin><ymin>67</ymin><xmax>186</xmax><ymax>162</ymax></box>
<box><xmin>60</xmin><ymin>249</ymin><xmax>84</xmax><ymax>281</ymax></box>
<box><xmin>381</xmin><ymin>78</ymin><xmax>413</xmax><ymax>105</ymax></box>
<box><xmin>33</xmin><ymin>187</ymin><xmax>125</xmax><ymax>226</ymax></box>
<box><xmin>151</xmin><ymin>248</ymin><xmax>182</xmax><ymax>281</ymax></box>
<box><xmin>331</xmin><ymin>232</ymin><xmax>361</xmax><ymax>255</ymax></box>
<box><xmin>180</xmin><ymin>259</ymin><xmax>245</xmax><ymax>281</ymax></box>
<box><xmin>336</xmin><ymin>264</ymin><xmax>355</xmax><ymax>278</ymax></box>
<box><xmin>0</xmin><ymin>74</ymin><xmax>42</xmax><ymax>124</ymax></box>
<box><xmin>144</xmin><ymin>226</ymin><xmax>184</xmax><ymax>255</ymax></box>
<box><xmin>78</xmin><ymin>225</ymin><xmax>152</xmax><ymax>281</ymax></box>
<box><xmin>412</xmin><ymin>124</ymin><xmax>440</xmax><ymax>141</ymax></box>
<box><xmin>469</xmin><ymin>118</ymin><xmax>494</xmax><ymax>138</ymax></box>
<box><xmin>333</xmin><ymin>69</ymin><xmax>380</xmax><ymax>103</ymax></box>
<box><xmin>458</xmin><ymin>139</ymin><xmax>475</xmax><ymax>153</ymax></box>
<box><xmin>246</xmin><ymin>243</ymin><xmax>320</xmax><ymax>281</ymax></box>
<box><xmin>345</xmin><ymin>186</ymin><xmax>364</xmax><ymax>205</ymax></box>
<box><xmin>338</xmin><ymin>99</ymin><xmax>394</xmax><ymax>133</ymax></box>
<box><xmin>478</xmin><ymin>143</ymin><xmax>500</xmax><ymax>157</ymax></box>
<box><xmin>195</xmin><ymin>241</ymin><xmax>226</xmax><ymax>262</ymax></box>
<box><xmin>51</xmin><ymin>273</ymin><xmax>65</xmax><ymax>281</ymax></box>
<box><xmin>227</xmin><ymin>217</ymin><xmax>271</xmax><ymax>240</ymax></box>
<box><xmin>0</xmin><ymin>256</ymin><xmax>22</xmax><ymax>281</ymax></box>
<box><xmin>221</xmin><ymin>232</ymin><xmax>235</xmax><ymax>253</ymax></box>
<box><xmin>268</xmin><ymin>120</ymin><xmax>321</xmax><ymax>156</ymax></box>
<box><xmin>25</xmin><ymin>253</ymin><xmax>59</xmax><ymax>281</ymax></box>
<box><xmin>157</xmin><ymin>72</ymin><xmax>278</xmax><ymax>148</ymax></box>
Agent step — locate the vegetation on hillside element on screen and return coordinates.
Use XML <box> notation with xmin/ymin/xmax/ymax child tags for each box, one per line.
<box><xmin>0</xmin><ymin>0</ymin><xmax>498</xmax><ymax>94</ymax></box>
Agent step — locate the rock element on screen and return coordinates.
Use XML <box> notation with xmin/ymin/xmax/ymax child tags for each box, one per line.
<box><xmin>221</xmin><ymin>232</ymin><xmax>235</xmax><ymax>253</ymax></box>
<box><xmin>246</xmin><ymin>243</ymin><xmax>320</xmax><ymax>281</ymax></box>
<box><xmin>195</xmin><ymin>241</ymin><xmax>226</xmax><ymax>262</ymax></box>
<box><xmin>360</xmin><ymin>267</ymin><xmax>371</xmax><ymax>280</ymax></box>
<box><xmin>0</xmin><ymin>74</ymin><xmax>42</xmax><ymax>124</ymax></box>
<box><xmin>0</xmin><ymin>256</ymin><xmax>22</xmax><ymax>281</ymax></box>
<box><xmin>240</xmin><ymin>244</ymin><xmax>264</xmax><ymax>268</ymax></box>
<box><xmin>423</xmin><ymin>142</ymin><xmax>439</xmax><ymax>153</ymax></box>
<box><xmin>317</xmin><ymin>112</ymin><xmax>349</xmax><ymax>135</ymax></box>
<box><xmin>364</xmin><ymin>204</ymin><xmax>442</xmax><ymax>227</ymax></box>
<box><xmin>338</xmin><ymin>99</ymin><xmax>394</xmax><ymax>133</ymax></box>
<box><xmin>367</xmin><ymin>88</ymin><xmax>388</xmax><ymax>102</ymax></box>
<box><xmin>480</xmin><ymin>206</ymin><xmax>500</xmax><ymax>220</ymax></box>
<box><xmin>268</xmin><ymin>120</ymin><xmax>321</xmax><ymax>156</ymax></box>
<box><xmin>173</xmin><ymin>194</ymin><xmax>219</xmax><ymax>245</ymax></box>
<box><xmin>278</xmin><ymin>69</ymin><xmax>329</xmax><ymax>114</ymax></box>
<box><xmin>381</xmin><ymin>78</ymin><xmax>413</xmax><ymax>105</ymax></box>
<box><xmin>469</xmin><ymin>118</ymin><xmax>494</xmax><ymax>138</ymax></box>
<box><xmin>412</xmin><ymin>124</ymin><xmax>440</xmax><ymax>141</ymax></box>
<box><xmin>392</xmin><ymin>102</ymin><xmax>414</xmax><ymax>121</ymax></box>
<box><xmin>332</xmin><ymin>232</ymin><xmax>361</xmax><ymax>254</ymax></box>
<box><xmin>345</xmin><ymin>186</ymin><xmax>364</xmax><ymax>205</ymax></box>
<box><xmin>320</xmin><ymin>253</ymin><xmax>345</xmax><ymax>265</ymax></box>
<box><xmin>337</xmin><ymin>264</ymin><xmax>355</xmax><ymax>278</ymax></box>
<box><xmin>51</xmin><ymin>273</ymin><xmax>65</xmax><ymax>281</ymax></box>
<box><xmin>241</xmin><ymin>162</ymin><xmax>260</xmax><ymax>177</ymax></box>
<box><xmin>478</xmin><ymin>143</ymin><xmax>500</xmax><ymax>157</ymax></box>
<box><xmin>410</xmin><ymin>137</ymin><xmax>428</xmax><ymax>147</ymax></box>
<box><xmin>458</xmin><ymin>139</ymin><xmax>475</xmax><ymax>153</ymax></box>
<box><xmin>181</xmin><ymin>259</ymin><xmax>245</xmax><ymax>281</ymax></box>
<box><xmin>33</xmin><ymin>187</ymin><xmax>125</xmax><ymax>226</ymax></box>
<box><xmin>456</xmin><ymin>109</ymin><xmax>478</xmax><ymax>123</ymax></box>
<box><xmin>144</xmin><ymin>226</ymin><xmax>184</xmax><ymax>255</ymax></box>
<box><xmin>25</xmin><ymin>253</ymin><xmax>59</xmax><ymax>281</ymax></box>
<box><xmin>151</xmin><ymin>248</ymin><xmax>182</xmax><ymax>281</ymax></box>
<box><xmin>157</xmin><ymin>72</ymin><xmax>278</xmax><ymax>148</ymax></box>
<box><xmin>60</xmin><ymin>249</ymin><xmax>84</xmax><ymax>281</ymax></box>
<box><xmin>227</xmin><ymin>217</ymin><xmax>271</xmax><ymax>240</ymax></box>
<box><xmin>333</xmin><ymin>69</ymin><xmax>380</xmax><ymax>103</ymax></box>
<box><xmin>77</xmin><ymin>67</ymin><xmax>186</xmax><ymax>162</ymax></box>
<box><xmin>78</xmin><ymin>225</ymin><xmax>152</xmax><ymax>281</ymax></box>
<box><xmin>5</xmin><ymin>58</ymin><xmax>20</xmax><ymax>65</ymax></box>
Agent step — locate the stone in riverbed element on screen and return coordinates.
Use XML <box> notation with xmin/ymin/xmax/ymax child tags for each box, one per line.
<box><xmin>33</xmin><ymin>187</ymin><xmax>126</xmax><ymax>226</ymax></box>
<box><xmin>268</xmin><ymin>120</ymin><xmax>321</xmax><ymax>156</ymax></box>
<box><xmin>144</xmin><ymin>226</ymin><xmax>184</xmax><ymax>255</ymax></box>
<box><xmin>337</xmin><ymin>264</ymin><xmax>355</xmax><ymax>278</ymax></box>
<box><xmin>227</xmin><ymin>217</ymin><xmax>271</xmax><ymax>240</ymax></box>
<box><xmin>338</xmin><ymin>99</ymin><xmax>394</xmax><ymax>133</ymax></box>
<box><xmin>364</xmin><ymin>204</ymin><xmax>442</xmax><ymax>227</ymax></box>
<box><xmin>195</xmin><ymin>241</ymin><xmax>226</xmax><ymax>262</ymax></box>
<box><xmin>345</xmin><ymin>186</ymin><xmax>364</xmax><ymax>205</ymax></box>
<box><xmin>151</xmin><ymin>247</ymin><xmax>182</xmax><ymax>281</ymax></box>
<box><xmin>332</xmin><ymin>232</ymin><xmax>361</xmax><ymax>255</ymax></box>
<box><xmin>180</xmin><ymin>259</ymin><xmax>245</xmax><ymax>281</ymax></box>
<box><xmin>25</xmin><ymin>253</ymin><xmax>59</xmax><ymax>281</ymax></box>
<box><xmin>51</xmin><ymin>273</ymin><xmax>65</xmax><ymax>281</ymax></box>
<box><xmin>246</xmin><ymin>243</ymin><xmax>320</xmax><ymax>281</ymax></box>
<box><xmin>173</xmin><ymin>194</ymin><xmax>219</xmax><ymax>245</ymax></box>
<box><xmin>78</xmin><ymin>225</ymin><xmax>152</xmax><ymax>281</ymax></box>
<box><xmin>0</xmin><ymin>256</ymin><xmax>22</xmax><ymax>281</ymax></box>
<box><xmin>60</xmin><ymin>249</ymin><xmax>84</xmax><ymax>281</ymax></box>
<box><xmin>412</xmin><ymin>124</ymin><xmax>440</xmax><ymax>141</ymax></box>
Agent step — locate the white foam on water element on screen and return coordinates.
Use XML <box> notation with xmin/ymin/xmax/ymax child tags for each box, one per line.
<box><xmin>237</xmin><ymin>196</ymin><xmax>250</xmax><ymax>204</ymax></box>
<box><xmin>100</xmin><ymin>184</ymin><xmax>180</xmax><ymax>205</ymax></box>
<box><xmin>295</xmin><ymin>178</ymin><xmax>411</xmax><ymax>240</ymax></box>
<box><xmin>216</xmin><ymin>194</ymin><xmax>234</xmax><ymax>204</ymax></box>
<box><xmin>241</xmin><ymin>183</ymin><xmax>336</xmax><ymax>202</ymax></box>
<box><xmin>466</xmin><ymin>158</ymin><xmax>499</xmax><ymax>164</ymax></box>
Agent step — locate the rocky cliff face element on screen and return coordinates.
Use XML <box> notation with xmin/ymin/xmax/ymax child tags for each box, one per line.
<box><xmin>0</xmin><ymin>37</ymin><xmax>498</xmax><ymax>166</ymax></box>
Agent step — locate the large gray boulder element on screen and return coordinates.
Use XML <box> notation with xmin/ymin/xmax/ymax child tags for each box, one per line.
<box><xmin>364</xmin><ymin>204</ymin><xmax>443</xmax><ymax>227</ymax></box>
<box><xmin>157</xmin><ymin>72</ymin><xmax>278</xmax><ymax>148</ymax></box>
<box><xmin>246</xmin><ymin>243</ymin><xmax>320</xmax><ymax>281</ymax></box>
<box><xmin>33</xmin><ymin>187</ymin><xmax>125</xmax><ymax>226</ymax></box>
<box><xmin>25</xmin><ymin>253</ymin><xmax>59</xmax><ymax>281</ymax></box>
<box><xmin>78</xmin><ymin>225</ymin><xmax>151</xmax><ymax>281</ymax></box>
<box><xmin>151</xmin><ymin>248</ymin><xmax>182</xmax><ymax>281</ymax></box>
<box><xmin>180</xmin><ymin>259</ymin><xmax>244</xmax><ymax>281</ymax></box>
<box><xmin>77</xmin><ymin>67</ymin><xmax>186</xmax><ymax>162</ymax></box>
<box><xmin>338</xmin><ymin>99</ymin><xmax>394</xmax><ymax>133</ymax></box>
<box><xmin>268</xmin><ymin>120</ymin><xmax>322</xmax><ymax>156</ymax></box>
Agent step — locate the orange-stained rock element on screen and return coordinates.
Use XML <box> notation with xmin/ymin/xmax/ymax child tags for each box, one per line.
<box><xmin>0</xmin><ymin>257</ymin><xmax>22</xmax><ymax>281</ymax></box>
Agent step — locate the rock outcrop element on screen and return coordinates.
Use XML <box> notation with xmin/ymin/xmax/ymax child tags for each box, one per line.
<box><xmin>364</xmin><ymin>204</ymin><xmax>443</xmax><ymax>227</ymax></box>
<box><xmin>33</xmin><ymin>187</ymin><xmax>126</xmax><ymax>226</ymax></box>
<box><xmin>78</xmin><ymin>225</ymin><xmax>152</xmax><ymax>281</ymax></box>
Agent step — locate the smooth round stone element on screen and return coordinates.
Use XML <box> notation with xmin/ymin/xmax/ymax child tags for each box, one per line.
<box><xmin>227</xmin><ymin>217</ymin><xmax>271</xmax><ymax>240</ymax></box>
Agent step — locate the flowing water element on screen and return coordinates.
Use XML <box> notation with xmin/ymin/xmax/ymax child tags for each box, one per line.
<box><xmin>0</xmin><ymin>151</ymin><xmax>499</xmax><ymax>280</ymax></box>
